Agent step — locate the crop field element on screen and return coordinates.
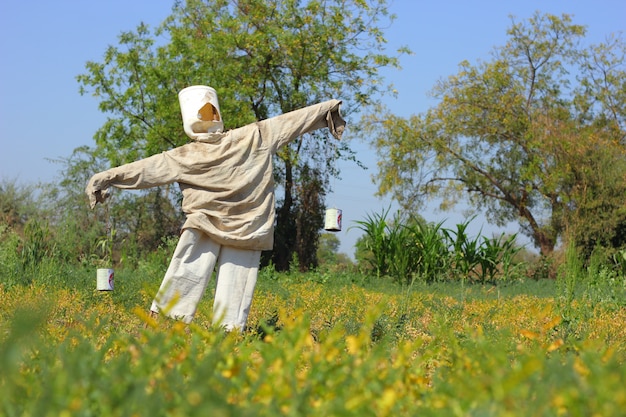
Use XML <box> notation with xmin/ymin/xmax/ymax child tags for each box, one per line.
<box><xmin>2</xmin><ymin>262</ymin><xmax>626</xmax><ymax>417</ymax></box>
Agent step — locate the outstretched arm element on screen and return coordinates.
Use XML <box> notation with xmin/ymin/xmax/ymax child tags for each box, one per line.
<box><xmin>260</xmin><ymin>100</ymin><xmax>346</xmax><ymax>152</ymax></box>
<box><xmin>85</xmin><ymin>152</ymin><xmax>181</xmax><ymax>209</ymax></box>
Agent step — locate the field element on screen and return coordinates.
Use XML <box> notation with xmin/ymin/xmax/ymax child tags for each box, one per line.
<box><xmin>2</xmin><ymin>260</ymin><xmax>626</xmax><ymax>417</ymax></box>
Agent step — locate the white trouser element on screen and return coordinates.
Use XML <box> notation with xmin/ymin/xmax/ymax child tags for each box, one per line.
<box><xmin>150</xmin><ymin>228</ymin><xmax>261</xmax><ymax>331</ymax></box>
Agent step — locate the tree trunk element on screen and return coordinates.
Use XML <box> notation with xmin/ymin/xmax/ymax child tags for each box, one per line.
<box><xmin>272</xmin><ymin>159</ymin><xmax>296</xmax><ymax>271</ymax></box>
<box><xmin>534</xmin><ymin>230</ymin><xmax>556</xmax><ymax>256</ymax></box>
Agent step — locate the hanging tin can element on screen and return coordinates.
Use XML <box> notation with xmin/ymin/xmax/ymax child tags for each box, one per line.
<box><xmin>324</xmin><ymin>208</ymin><xmax>342</xmax><ymax>231</ymax></box>
<box><xmin>96</xmin><ymin>268</ymin><xmax>114</xmax><ymax>291</ymax></box>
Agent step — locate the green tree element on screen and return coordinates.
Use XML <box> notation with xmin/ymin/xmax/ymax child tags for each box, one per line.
<box><xmin>0</xmin><ymin>179</ymin><xmax>38</xmax><ymax>230</ymax></box>
<box><xmin>77</xmin><ymin>0</ymin><xmax>407</xmax><ymax>270</ymax></box>
<box><xmin>565</xmin><ymin>142</ymin><xmax>626</xmax><ymax>260</ymax></box>
<box><xmin>43</xmin><ymin>147</ymin><xmax>109</xmax><ymax>263</ymax></box>
<box><xmin>293</xmin><ymin>164</ymin><xmax>325</xmax><ymax>271</ymax></box>
<box><xmin>43</xmin><ymin>147</ymin><xmax>184</xmax><ymax>266</ymax></box>
<box><xmin>317</xmin><ymin>232</ymin><xmax>341</xmax><ymax>262</ymax></box>
<box><xmin>317</xmin><ymin>232</ymin><xmax>353</xmax><ymax>269</ymax></box>
<box><xmin>364</xmin><ymin>12</ymin><xmax>625</xmax><ymax>256</ymax></box>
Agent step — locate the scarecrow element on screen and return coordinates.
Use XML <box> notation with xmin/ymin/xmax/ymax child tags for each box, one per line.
<box><xmin>86</xmin><ymin>86</ymin><xmax>345</xmax><ymax>330</ymax></box>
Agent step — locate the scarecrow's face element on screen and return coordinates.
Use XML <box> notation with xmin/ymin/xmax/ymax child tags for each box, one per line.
<box><xmin>179</xmin><ymin>86</ymin><xmax>224</xmax><ymax>139</ymax></box>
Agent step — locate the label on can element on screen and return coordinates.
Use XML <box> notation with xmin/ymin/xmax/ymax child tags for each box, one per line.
<box><xmin>324</xmin><ymin>208</ymin><xmax>342</xmax><ymax>231</ymax></box>
<box><xmin>97</xmin><ymin>268</ymin><xmax>114</xmax><ymax>291</ymax></box>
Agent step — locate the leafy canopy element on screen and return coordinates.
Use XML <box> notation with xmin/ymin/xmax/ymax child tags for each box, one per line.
<box><xmin>76</xmin><ymin>0</ymin><xmax>408</xmax><ymax>165</ymax></box>
<box><xmin>364</xmin><ymin>12</ymin><xmax>626</xmax><ymax>255</ymax></box>
<box><xmin>76</xmin><ymin>0</ymin><xmax>410</xmax><ymax>268</ymax></box>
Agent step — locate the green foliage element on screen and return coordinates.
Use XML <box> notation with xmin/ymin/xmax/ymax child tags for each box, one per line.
<box><xmin>2</xmin><ymin>266</ymin><xmax>626</xmax><ymax>416</ymax></box>
<box><xmin>43</xmin><ymin>149</ymin><xmax>186</xmax><ymax>267</ymax></box>
<box><xmin>353</xmin><ymin>206</ymin><xmax>396</xmax><ymax>279</ymax></box>
<box><xmin>442</xmin><ymin>219</ymin><xmax>483</xmax><ymax>280</ymax></box>
<box><xmin>0</xmin><ymin>225</ymin><xmax>21</xmax><ymax>286</ymax></box>
<box><xmin>316</xmin><ymin>232</ymin><xmax>355</xmax><ymax>270</ymax></box>
<box><xmin>21</xmin><ymin>219</ymin><xmax>54</xmax><ymax>270</ymax></box>
<box><xmin>354</xmin><ymin>208</ymin><xmax>524</xmax><ymax>284</ymax></box>
<box><xmin>76</xmin><ymin>0</ymin><xmax>410</xmax><ymax>272</ymax></box>
<box><xmin>93</xmin><ymin>226</ymin><xmax>115</xmax><ymax>268</ymax></box>
<box><xmin>364</xmin><ymin>12</ymin><xmax>626</xmax><ymax>257</ymax></box>
<box><xmin>554</xmin><ymin>241</ymin><xmax>626</xmax><ymax>344</ymax></box>
<box><xmin>566</xmin><ymin>142</ymin><xmax>626</xmax><ymax>260</ymax></box>
<box><xmin>556</xmin><ymin>241</ymin><xmax>583</xmax><ymax>332</ymax></box>
<box><xmin>0</xmin><ymin>179</ymin><xmax>39</xmax><ymax>228</ymax></box>
<box><xmin>2</xmin><ymin>175</ymin><xmax>626</xmax><ymax>416</ymax></box>
<box><xmin>612</xmin><ymin>248</ymin><xmax>626</xmax><ymax>276</ymax></box>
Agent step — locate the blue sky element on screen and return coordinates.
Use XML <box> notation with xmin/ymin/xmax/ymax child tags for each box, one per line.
<box><xmin>1</xmin><ymin>0</ymin><xmax>624</xmax><ymax>257</ymax></box>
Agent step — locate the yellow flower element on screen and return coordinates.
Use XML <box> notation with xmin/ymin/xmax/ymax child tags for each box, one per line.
<box><xmin>345</xmin><ymin>335</ymin><xmax>361</xmax><ymax>355</ymax></box>
<box><xmin>546</xmin><ymin>338</ymin><xmax>564</xmax><ymax>353</ymax></box>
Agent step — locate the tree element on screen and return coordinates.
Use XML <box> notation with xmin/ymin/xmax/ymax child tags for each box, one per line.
<box><xmin>43</xmin><ymin>147</ymin><xmax>185</xmax><ymax>265</ymax></box>
<box><xmin>294</xmin><ymin>164</ymin><xmax>325</xmax><ymax>271</ymax></box>
<box><xmin>77</xmin><ymin>0</ymin><xmax>408</xmax><ymax>270</ymax></box>
<box><xmin>317</xmin><ymin>232</ymin><xmax>353</xmax><ymax>269</ymax></box>
<box><xmin>0</xmin><ymin>179</ymin><xmax>38</xmax><ymax>230</ymax></box>
<box><xmin>364</xmin><ymin>12</ymin><xmax>626</xmax><ymax>256</ymax></box>
<box><xmin>565</xmin><ymin>142</ymin><xmax>626</xmax><ymax>259</ymax></box>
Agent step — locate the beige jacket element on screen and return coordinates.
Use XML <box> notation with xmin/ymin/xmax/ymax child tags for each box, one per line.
<box><xmin>86</xmin><ymin>100</ymin><xmax>345</xmax><ymax>250</ymax></box>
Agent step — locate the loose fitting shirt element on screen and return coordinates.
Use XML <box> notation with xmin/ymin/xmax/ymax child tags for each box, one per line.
<box><xmin>85</xmin><ymin>100</ymin><xmax>345</xmax><ymax>250</ymax></box>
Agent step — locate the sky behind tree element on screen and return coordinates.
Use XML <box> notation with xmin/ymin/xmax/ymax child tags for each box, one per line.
<box><xmin>1</xmin><ymin>0</ymin><xmax>624</xmax><ymax>256</ymax></box>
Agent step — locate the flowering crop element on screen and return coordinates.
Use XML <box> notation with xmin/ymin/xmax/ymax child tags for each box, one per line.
<box><xmin>1</xmin><ymin>274</ymin><xmax>625</xmax><ymax>416</ymax></box>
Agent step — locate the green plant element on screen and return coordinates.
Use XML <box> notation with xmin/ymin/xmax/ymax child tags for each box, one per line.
<box><xmin>409</xmin><ymin>219</ymin><xmax>449</xmax><ymax>282</ymax></box>
<box><xmin>0</xmin><ymin>225</ymin><xmax>23</xmax><ymax>287</ymax></box>
<box><xmin>3</xmin><ymin>274</ymin><xmax>626</xmax><ymax>417</ymax></box>
<box><xmin>442</xmin><ymin>218</ymin><xmax>482</xmax><ymax>282</ymax></box>
<box><xmin>21</xmin><ymin>219</ymin><xmax>54</xmax><ymax>271</ymax></box>
<box><xmin>612</xmin><ymin>248</ymin><xmax>626</xmax><ymax>276</ymax></box>
<box><xmin>478</xmin><ymin>233</ymin><xmax>524</xmax><ymax>284</ymax></box>
<box><xmin>354</xmin><ymin>211</ymin><xmax>528</xmax><ymax>285</ymax></box>
<box><xmin>90</xmin><ymin>202</ymin><xmax>116</xmax><ymax>269</ymax></box>
<box><xmin>352</xmin><ymin>206</ymin><xmax>394</xmax><ymax>279</ymax></box>
<box><xmin>556</xmin><ymin>241</ymin><xmax>584</xmax><ymax>341</ymax></box>
<box><xmin>92</xmin><ymin>227</ymin><xmax>116</xmax><ymax>268</ymax></box>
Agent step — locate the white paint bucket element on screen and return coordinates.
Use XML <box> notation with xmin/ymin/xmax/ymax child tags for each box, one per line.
<box><xmin>324</xmin><ymin>208</ymin><xmax>342</xmax><ymax>231</ymax></box>
<box><xmin>178</xmin><ymin>85</ymin><xmax>224</xmax><ymax>139</ymax></box>
<box><xmin>97</xmin><ymin>268</ymin><xmax>114</xmax><ymax>291</ymax></box>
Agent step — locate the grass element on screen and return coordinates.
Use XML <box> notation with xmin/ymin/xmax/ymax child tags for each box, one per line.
<box><xmin>2</xmin><ymin>264</ymin><xmax>626</xmax><ymax>416</ymax></box>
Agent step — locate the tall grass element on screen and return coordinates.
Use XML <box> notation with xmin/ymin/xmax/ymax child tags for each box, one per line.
<box><xmin>353</xmin><ymin>208</ymin><xmax>524</xmax><ymax>284</ymax></box>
